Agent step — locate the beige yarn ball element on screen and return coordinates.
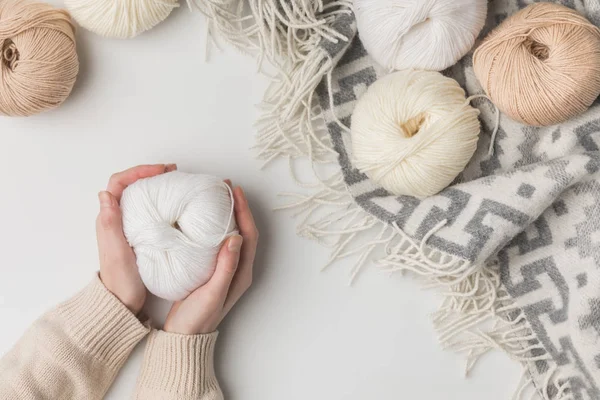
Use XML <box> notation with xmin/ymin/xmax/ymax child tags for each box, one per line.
<box><xmin>473</xmin><ymin>3</ymin><xmax>600</xmax><ymax>126</ymax></box>
<box><xmin>65</xmin><ymin>0</ymin><xmax>179</xmax><ymax>39</ymax></box>
<box><xmin>0</xmin><ymin>0</ymin><xmax>79</xmax><ymax>117</ymax></box>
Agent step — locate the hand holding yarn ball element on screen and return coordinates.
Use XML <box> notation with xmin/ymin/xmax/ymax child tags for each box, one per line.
<box><xmin>120</xmin><ymin>171</ymin><xmax>238</xmax><ymax>301</ymax></box>
<box><xmin>0</xmin><ymin>0</ymin><xmax>79</xmax><ymax>117</ymax></box>
<box><xmin>97</xmin><ymin>164</ymin><xmax>178</xmax><ymax>315</ymax></box>
<box><xmin>355</xmin><ymin>0</ymin><xmax>487</xmax><ymax>71</ymax></box>
<box><xmin>351</xmin><ymin>70</ymin><xmax>481</xmax><ymax>199</ymax></box>
<box><xmin>164</xmin><ymin>181</ymin><xmax>258</xmax><ymax>334</ymax></box>
<box><xmin>65</xmin><ymin>0</ymin><xmax>179</xmax><ymax>39</ymax></box>
<box><xmin>473</xmin><ymin>3</ymin><xmax>600</xmax><ymax>126</ymax></box>
<box><xmin>96</xmin><ymin>164</ymin><xmax>258</xmax><ymax>334</ymax></box>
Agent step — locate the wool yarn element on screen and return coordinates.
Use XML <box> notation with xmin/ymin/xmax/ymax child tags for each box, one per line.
<box><xmin>121</xmin><ymin>171</ymin><xmax>237</xmax><ymax>301</ymax></box>
<box><xmin>0</xmin><ymin>0</ymin><xmax>78</xmax><ymax>117</ymax></box>
<box><xmin>64</xmin><ymin>0</ymin><xmax>179</xmax><ymax>39</ymax></box>
<box><xmin>351</xmin><ymin>70</ymin><xmax>480</xmax><ymax>199</ymax></box>
<box><xmin>354</xmin><ymin>0</ymin><xmax>487</xmax><ymax>71</ymax></box>
<box><xmin>473</xmin><ymin>3</ymin><xmax>600</xmax><ymax>127</ymax></box>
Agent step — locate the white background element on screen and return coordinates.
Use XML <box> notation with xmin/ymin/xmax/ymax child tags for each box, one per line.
<box><xmin>0</xmin><ymin>3</ymin><xmax>520</xmax><ymax>399</ymax></box>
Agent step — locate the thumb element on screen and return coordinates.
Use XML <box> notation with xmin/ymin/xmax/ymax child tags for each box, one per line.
<box><xmin>96</xmin><ymin>191</ymin><xmax>130</xmax><ymax>256</ymax></box>
<box><xmin>96</xmin><ymin>191</ymin><xmax>124</xmax><ymax>234</ymax></box>
<box><xmin>204</xmin><ymin>235</ymin><xmax>243</xmax><ymax>300</ymax></box>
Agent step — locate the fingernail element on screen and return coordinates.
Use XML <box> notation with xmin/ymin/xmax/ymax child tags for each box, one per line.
<box><xmin>228</xmin><ymin>235</ymin><xmax>243</xmax><ymax>253</ymax></box>
<box><xmin>165</xmin><ymin>163</ymin><xmax>177</xmax><ymax>172</ymax></box>
<box><xmin>224</xmin><ymin>179</ymin><xmax>232</xmax><ymax>187</ymax></box>
<box><xmin>98</xmin><ymin>191</ymin><xmax>112</xmax><ymax>208</ymax></box>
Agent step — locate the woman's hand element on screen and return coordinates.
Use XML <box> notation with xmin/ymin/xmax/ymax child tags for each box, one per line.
<box><xmin>164</xmin><ymin>182</ymin><xmax>258</xmax><ymax>335</ymax></box>
<box><xmin>96</xmin><ymin>164</ymin><xmax>177</xmax><ymax>315</ymax></box>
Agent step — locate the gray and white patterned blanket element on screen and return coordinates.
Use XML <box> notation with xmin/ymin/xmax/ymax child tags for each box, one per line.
<box><xmin>302</xmin><ymin>0</ymin><xmax>600</xmax><ymax>398</ymax></box>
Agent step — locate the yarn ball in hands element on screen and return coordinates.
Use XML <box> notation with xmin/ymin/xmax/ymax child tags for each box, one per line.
<box><xmin>121</xmin><ymin>172</ymin><xmax>237</xmax><ymax>301</ymax></box>
<box><xmin>351</xmin><ymin>70</ymin><xmax>480</xmax><ymax>199</ymax></box>
<box><xmin>0</xmin><ymin>0</ymin><xmax>78</xmax><ymax>117</ymax></box>
<box><xmin>354</xmin><ymin>0</ymin><xmax>487</xmax><ymax>71</ymax></box>
<box><xmin>473</xmin><ymin>3</ymin><xmax>600</xmax><ymax>126</ymax></box>
<box><xmin>64</xmin><ymin>0</ymin><xmax>179</xmax><ymax>39</ymax></box>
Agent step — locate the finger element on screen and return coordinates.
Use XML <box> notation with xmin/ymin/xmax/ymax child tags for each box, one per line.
<box><xmin>96</xmin><ymin>191</ymin><xmax>130</xmax><ymax>264</ymax></box>
<box><xmin>223</xmin><ymin>187</ymin><xmax>258</xmax><ymax>313</ymax></box>
<box><xmin>166</xmin><ymin>301</ymin><xmax>183</xmax><ymax>320</ymax></box>
<box><xmin>234</xmin><ymin>187</ymin><xmax>258</xmax><ymax>242</ymax></box>
<box><xmin>203</xmin><ymin>235</ymin><xmax>243</xmax><ymax>303</ymax></box>
<box><xmin>165</xmin><ymin>164</ymin><xmax>178</xmax><ymax>173</ymax></box>
<box><xmin>96</xmin><ymin>191</ymin><xmax>124</xmax><ymax>234</ymax></box>
<box><xmin>107</xmin><ymin>164</ymin><xmax>176</xmax><ymax>201</ymax></box>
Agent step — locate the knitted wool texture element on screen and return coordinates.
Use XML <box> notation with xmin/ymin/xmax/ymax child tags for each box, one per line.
<box><xmin>0</xmin><ymin>276</ymin><xmax>223</xmax><ymax>400</ymax></box>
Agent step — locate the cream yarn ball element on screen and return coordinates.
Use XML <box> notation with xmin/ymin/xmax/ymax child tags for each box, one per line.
<box><xmin>64</xmin><ymin>0</ymin><xmax>179</xmax><ymax>39</ymax></box>
<box><xmin>121</xmin><ymin>171</ymin><xmax>237</xmax><ymax>301</ymax></box>
<box><xmin>351</xmin><ymin>70</ymin><xmax>481</xmax><ymax>199</ymax></box>
<box><xmin>354</xmin><ymin>0</ymin><xmax>487</xmax><ymax>71</ymax></box>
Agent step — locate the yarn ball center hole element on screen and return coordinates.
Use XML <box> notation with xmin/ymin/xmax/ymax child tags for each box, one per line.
<box><xmin>400</xmin><ymin>113</ymin><xmax>427</xmax><ymax>138</ymax></box>
<box><xmin>410</xmin><ymin>16</ymin><xmax>432</xmax><ymax>32</ymax></box>
<box><xmin>2</xmin><ymin>40</ymin><xmax>19</xmax><ymax>70</ymax></box>
<box><xmin>172</xmin><ymin>220</ymin><xmax>182</xmax><ymax>232</ymax></box>
<box><xmin>524</xmin><ymin>38</ymin><xmax>549</xmax><ymax>61</ymax></box>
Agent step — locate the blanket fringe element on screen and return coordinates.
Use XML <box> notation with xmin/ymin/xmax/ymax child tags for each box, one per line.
<box><xmin>513</xmin><ymin>364</ymin><xmax>574</xmax><ymax>400</ymax></box>
<box><xmin>255</xmin><ymin>53</ymin><xmax>336</xmax><ymax>163</ymax></box>
<box><xmin>190</xmin><ymin>0</ymin><xmax>352</xmax><ymax>162</ymax></box>
<box><xmin>189</xmin><ymin>0</ymin><xmax>351</xmax><ymax>70</ymax></box>
<box><xmin>432</xmin><ymin>268</ymin><xmax>574</xmax><ymax>399</ymax></box>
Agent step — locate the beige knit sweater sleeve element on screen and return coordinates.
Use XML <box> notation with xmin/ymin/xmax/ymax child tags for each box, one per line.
<box><xmin>0</xmin><ymin>276</ymin><xmax>150</xmax><ymax>399</ymax></box>
<box><xmin>0</xmin><ymin>275</ymin><xmax>224</xmax><ymax>400</ymax></box>
<box><xmin>133</xmin><ymin>330</ymin><xmax>224</xmax><ymax>400</ymax></box>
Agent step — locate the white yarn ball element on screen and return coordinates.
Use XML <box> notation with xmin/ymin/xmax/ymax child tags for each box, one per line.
<box><xmin>121</xmin><ymin>171</ymin><xmax>237</xmax><ymax>301</ymax></box>
<box><xmin>351</xmin><ymin>70</ymin><xmax>480</xmax><ymax>198</ymax></box>
<box><xmin>355</xmin><ymin>0</ymin><xmax>487</xmax><ymax>71</ymax></box>
<box><xmin>64</xmin><ymin>0</ymin><xmax>179</xmax><ymax>39</ymax></box>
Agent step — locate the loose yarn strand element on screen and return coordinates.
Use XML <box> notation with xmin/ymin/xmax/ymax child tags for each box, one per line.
<box><xmin>326</xmin><ymin>65</ymin><xmax>351</xmax><ymax>134</ymax></box>
<box><xmin>465</xmin><ymin>94</ymin><xmax>500</xmax><ymax>156</ymax></box>
<box><xmin>220</xmin><ymin>180</ymin><xmax>236</xmax><ymax>246</ymax></box>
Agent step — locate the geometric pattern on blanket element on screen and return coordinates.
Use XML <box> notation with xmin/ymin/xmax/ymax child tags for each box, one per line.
<box><xmin>314</xmin><ymin>1</ymin><xmax>600</xmax><ymax>398</ymax></box>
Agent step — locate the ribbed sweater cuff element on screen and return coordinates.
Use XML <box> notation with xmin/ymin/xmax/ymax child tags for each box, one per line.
<box><xmin>135</xmin><ymin>330</ymin><xmax>222</xmax><ymax>400</ymax></box>
<box><xmin>56</xmin><ymin>275</ymin><xmax>150</xmax><ymax>371</ymax></box>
